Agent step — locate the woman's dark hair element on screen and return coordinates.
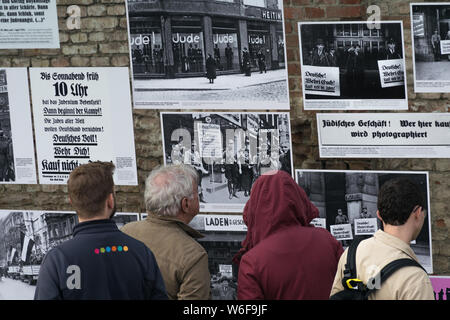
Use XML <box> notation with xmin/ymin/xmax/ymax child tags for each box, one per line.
<box><xmin>377</xmin><ymin>177</ymin><xmax>424</xmax><ymax>226</ymax></box>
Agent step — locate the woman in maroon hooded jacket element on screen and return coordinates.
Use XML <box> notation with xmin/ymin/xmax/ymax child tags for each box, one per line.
<box><xmin>233</xmin><ymin>170</ymin><xmax>343</xmax><ymax>300</ymax></box>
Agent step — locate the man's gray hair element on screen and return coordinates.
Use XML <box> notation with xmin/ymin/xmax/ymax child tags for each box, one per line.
<box><xmin>144</xmin><ymin>164</ymin><xmax>199</xmax><ymax>217</ymax></box>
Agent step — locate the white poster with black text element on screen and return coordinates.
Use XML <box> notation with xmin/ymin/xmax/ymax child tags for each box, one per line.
<box><xmin>317</xmin><ymin>113</ymin><xmax>450</xmax><ymax>158</ymax></box>
<box><xmin>29</xmin><ymin>67</ymin><xmax>138</xmax><ymax>185</ymax></box>
<box><xmin>0</xmin><ymin>0</ymin><xmax>59</xmax><ymax>49</ymax></box>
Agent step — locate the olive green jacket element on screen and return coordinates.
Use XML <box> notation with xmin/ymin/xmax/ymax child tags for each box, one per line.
<box><xmin>121</xmin><ymin>214</ymin><xmax>211</xmax><ymax>300</ymax></box>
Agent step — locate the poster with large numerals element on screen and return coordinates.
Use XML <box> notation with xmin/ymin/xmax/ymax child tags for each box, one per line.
<box><xmin>29</xmin><ymin>67</ymin><xmax>138</xmax><ymax>185</ymax></box>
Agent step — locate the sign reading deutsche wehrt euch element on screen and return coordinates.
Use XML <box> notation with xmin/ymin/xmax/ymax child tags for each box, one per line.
<box><xmin>29</xmin><ymin>67</ymin><xmax>138</xmax><ymax>185</ymax></box>
<box><xmin>0</xmin><ymin>0</ymin><xmax>59</xmax><ymax>49</ymax></box>
<box><xmin>317</xmin><ymin>113</ymin><xmax>450</xmax><ymax>158</ymax></box>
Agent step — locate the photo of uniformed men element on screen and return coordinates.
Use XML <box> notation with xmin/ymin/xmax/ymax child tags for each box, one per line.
<box><xmin>161</xmin><ymin>112</ymin><xmax>293</xmax><ymax>213</ymax></box>
<box><xmin>299</xmin><ymin>21</ymin><xmax>406</xmax><ymax>101</ymax></box>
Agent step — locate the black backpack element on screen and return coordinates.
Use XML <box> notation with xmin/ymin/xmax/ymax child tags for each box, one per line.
<box><xmin>330</xmin><ymin>236</ymin><xmax>426</xmax><ymax>300</ymax></box>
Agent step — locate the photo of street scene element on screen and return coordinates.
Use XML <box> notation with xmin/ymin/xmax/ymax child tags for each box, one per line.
<box><xmin>161</xmin><ymin>112</ymin><xmax>293</xmax><ymax>212</ymax></box>
<box><xmin>411</xmin><ymin>3</ymin><xmax>450</xmax><ymax>92</ymax></box>
<box><xmin>0</xmin><ymin>210</ymin><xmax>139</xmax><ymax>300</ymax></box>
<box><xmin>295</xmin><ymin>170</ymin><xmax>433</xmax><ymax>273</ymax></box>
<box><xmin>126</xmin><ymin>0</ymin><xmax>289</xmax><ymax>109</ymax></box>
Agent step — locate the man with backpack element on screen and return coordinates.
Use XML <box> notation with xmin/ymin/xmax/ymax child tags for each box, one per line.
<box><xmin>330</xmin><ymin>177</ymin><xmax>434</xmax><ymax>300</ymax></box>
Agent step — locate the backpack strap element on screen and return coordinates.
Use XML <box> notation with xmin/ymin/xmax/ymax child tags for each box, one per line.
<box><xmin>342</xmin><ymin>236</ymin><xmax>367</xmax><ymax>291</ymax></box>
<box><xmin>378</xmin><ymin>258</ymin><xmax>426</xmax><ymax>283</ymax></box>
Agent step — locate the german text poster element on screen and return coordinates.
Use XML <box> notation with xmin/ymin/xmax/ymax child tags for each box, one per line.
<box><xmin>317</xmin><ymin>113</ymin><xmax>450</xmax><ymax>158</ymax></box>
<box><xmin>0</xmin><ymin>0</ymin><xmax>59</xmax><ymax>49</ymax></box>
<box><xmin>29</xmin><ymin>67</ymin><xmax>138</xmax><ymax>185</ymax></box>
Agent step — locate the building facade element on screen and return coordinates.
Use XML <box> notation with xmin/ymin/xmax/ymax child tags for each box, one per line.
<box><xmin>127</xmin><ymin>0</ymin><xmax>286</xmax><ymax>78</ymax></box>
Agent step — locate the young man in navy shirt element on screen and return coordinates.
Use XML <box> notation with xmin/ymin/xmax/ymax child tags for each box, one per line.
<box><xmin>34</xmin><ymin>161</ymin><xmax>167</xmax><ymax>300</ymax></box>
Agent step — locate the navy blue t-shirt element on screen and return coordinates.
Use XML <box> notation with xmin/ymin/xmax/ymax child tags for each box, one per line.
<box><xmin>34</xmin><ymin>219</ymin><xmax>168</xmax><ymax>300</ymax></box>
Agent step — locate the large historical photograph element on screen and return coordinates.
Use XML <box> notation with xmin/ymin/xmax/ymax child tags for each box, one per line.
<box><xmin>295</xmin><ymin>170</ymin><xmax>433</xmax><ymax>273</ymax></box>
<box><xmin>411</xmin><ymin>3</ymin><xmax>450</xmax><ymax>92</ymax></box>
<box><xmin>298</xmin><ymin>21</ymin><xmax>408</xmax><ymax>110</ymax></box>
<box><xmin>0</xmin><ymin>210</ymin><xmax>139</xmax><ymax>300</ymax></box>
<box><xmin>161</xmin><ymin>112</ymin><xmax>293</xmax><ymax>213</ymax></box>
<box><xmin>125</xmin><ymin>0</ymin><xmax>289</xmax><ymax>109</ymax></box>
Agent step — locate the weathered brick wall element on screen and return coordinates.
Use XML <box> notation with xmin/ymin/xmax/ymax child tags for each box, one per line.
<box><xmin>0</xmin><ymin>0</ymin><xmax>448</xmax><ymax>274</ymax></box>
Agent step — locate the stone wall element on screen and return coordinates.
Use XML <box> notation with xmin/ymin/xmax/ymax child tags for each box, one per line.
<box><xmin>0</xmin><ymin>0</ymin><xmax>448</xmax><ymax>274</ymax></box>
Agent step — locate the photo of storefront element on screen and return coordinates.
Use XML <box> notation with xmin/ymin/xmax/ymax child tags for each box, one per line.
<box><xmin>126</xmin><ymin>0</ymin><xmax>289</xmax><ymax>109</ymax></box>
<box><xmin>127</xmin><ymin>0</ymin><xmax>285</xmax><ymax>78</ymax></box>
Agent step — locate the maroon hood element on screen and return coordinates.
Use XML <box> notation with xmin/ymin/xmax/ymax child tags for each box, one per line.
<box><xmin>233</xmin><ymin>170</ymin><xmax>319</xmax><ymax>265</ymax></box>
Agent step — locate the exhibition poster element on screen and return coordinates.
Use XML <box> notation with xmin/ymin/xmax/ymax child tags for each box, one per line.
<box><xmin>0</xmin><ymin>210</ymin><xmax>140</xmax><ymax>300</ymax></box>
<box><xmin>160</xmin><ymin>112</ymin><xmax>293</xmax><ymax>213</ymax></box>
<box><xmin>0</xmin><ymin>68</ymin><xmax>37</xmax><ymax>184</ymax></box>
<box><xmin>0</xmin><ymin>0</ymin><xmax>60</xmax><ymax>49</ymax></box>
<box><xmin>29</xmin><ymin>67</ymin><xmax>138</xmax><ymax>185</ymax></box>
<box><xmin>295</xmin><ymin>169</ymin><xmax>433</xmax><ymax>274</ymax></box>
<box><xmin>125</xmin><ymin>0</ymin><xmax>290</xmax><ymax>109</ymax></box>
<box><xmin>298</xmin><ymin>21</ymin><xmax>408</xmax><ymax>110</ymax></box>
<box><xmin>411</xmin><ymin>3</ymin><xmax>450</xmax><ymax>92</ymax></box>
<box><xmin>316</xmin><ymin>113</ymin><xmax>450</xmax><ymax>158</ymax></box>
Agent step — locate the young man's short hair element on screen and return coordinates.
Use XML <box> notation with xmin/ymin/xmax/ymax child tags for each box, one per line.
<box><xmin>68</xmin><ymin>161</ymin><xmax>115</xmax><ymax>219</ymax></box>
<box><xmin>377</xmin><ymin>177</ymin><xmax>424</xmax><ymax>226</ymax></box>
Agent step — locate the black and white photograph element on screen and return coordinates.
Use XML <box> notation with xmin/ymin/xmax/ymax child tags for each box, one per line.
<box><xmin>125</xmin><ymin>0</ymin><xmax>289</xmax><ymax>109</ymax></box>
<box><xmin>295</xmin><ymin>170</ymin><xmax>433</xmax><ymax>274</ymax></box>
<box><xmin>189</xmin><ymin>214</ymin><xmax>247</xmax><ymax>300</ymax></box>
<box><xmin>0</xmin><ymin>70</ymin><xmax>14</xmax><ymax>183</ymax></box>
<box><xmin>411</xmin><ymin>3</ymin><xmax>450</xmax><ymax>92</ymax></box>
<box><xmin>161</xmin><ymin>112</ymin><xmax>293</xmax><ymax>213</ymax></box>
<box><xmin>298</xmin><ymin>21</ymin><xmax>408</xmax><ymax>110</ymax></box>
<box><xmin>0</xmin><ymin>68</ymin><xmax>37</xmax><ymax>184</ymax></box>
<box><xmin>0</xmin><ymin>210</ymin><xmax>139</xmax><ymax>300</ymax></box>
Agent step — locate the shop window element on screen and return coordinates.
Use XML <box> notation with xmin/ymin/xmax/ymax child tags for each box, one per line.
<box><xmin>213</xmin><ymin>29</ymin><xmax>239</xmax><ymax>71</ymax></box>
<box><xmin>172</xmin><ymin>30</ymin><xmax>205</xmax><ymax>74</ymax></box>
<box><xmin>130</xmin><ymin>30</ymin><xmax>164</xmax><ymax>75</ymax></box>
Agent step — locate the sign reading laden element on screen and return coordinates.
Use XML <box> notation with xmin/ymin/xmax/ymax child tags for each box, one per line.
<box><xmin>440</xmin><ymin>40</ymin><xmax>450</xmax><ymax>55</ymax></box>
<box><xmin>377</xmin><ymin>59</ymin><xmax>405</xmax><ymax>88</ymax></box>
<box><xmin>204</xmin><ymin>214</ymin><xmax>247</xmax><ymax>232</ymax></box>
<box><xmin>303</xmin><ymin>66</ymin><xmax>340</xmax><ymax>96</ymax></box>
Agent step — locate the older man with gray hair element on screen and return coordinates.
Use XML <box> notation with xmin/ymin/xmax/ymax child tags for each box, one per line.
<box><xmin>121</xmin><ymin>164</ymin><xmax>211</xmax><ymax>300</ymax></box>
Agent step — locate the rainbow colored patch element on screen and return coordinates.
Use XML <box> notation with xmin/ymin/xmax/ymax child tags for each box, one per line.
<box><xmin>94</xmin><ymin>245</ymin><xmax>129</xmax><ymax>254</ymax></box>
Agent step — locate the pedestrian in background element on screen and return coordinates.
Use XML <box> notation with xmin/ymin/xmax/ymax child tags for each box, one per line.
<box><xmin>206</xmin><ymin>53</ymin><xmax>217</xmax><ymax>84</ymax></box>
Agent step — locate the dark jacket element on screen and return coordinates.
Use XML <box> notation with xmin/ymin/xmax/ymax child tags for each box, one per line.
<box><xmin>234</xmin><ymin>171</ymin><xmax>343</xmax><ymax>300</ymax></box>
<box><xmin>34</xmin><ymin>219</ymin><xmax>168</xmax><ymax>300</ymax></box>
